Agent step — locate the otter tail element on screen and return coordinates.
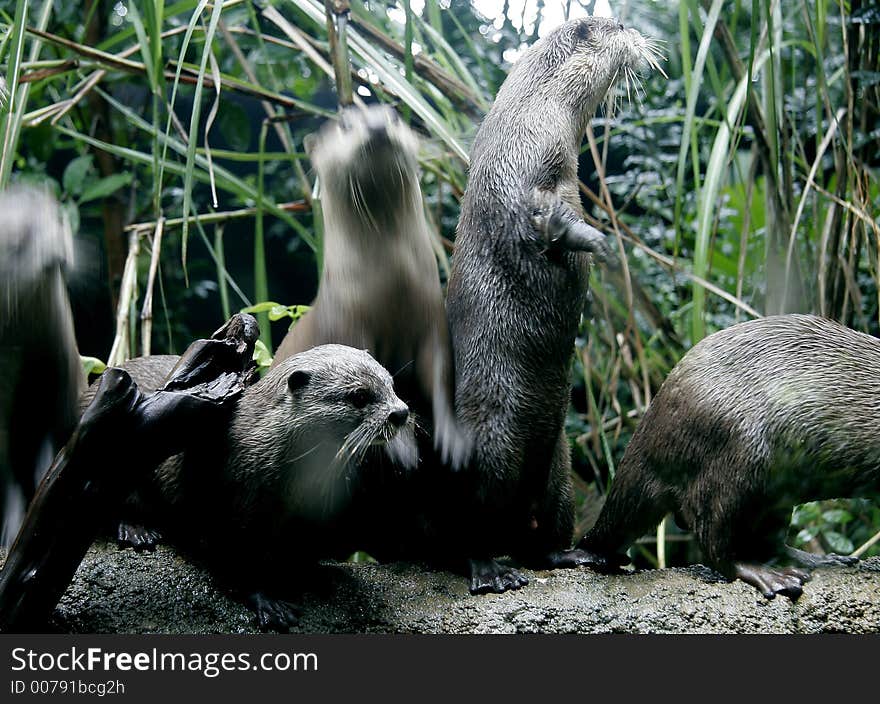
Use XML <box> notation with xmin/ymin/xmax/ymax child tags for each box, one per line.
<box><xmin>0</xmin><ymin>185</ymin><xmax>82</xmax><ymax>546</ymax></box>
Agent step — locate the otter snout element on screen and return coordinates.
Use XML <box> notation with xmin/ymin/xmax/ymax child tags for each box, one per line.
<box><xmin>388</xmin><ymin>404</ymin><xmax>409</xmax><ymax>428</ymax></box>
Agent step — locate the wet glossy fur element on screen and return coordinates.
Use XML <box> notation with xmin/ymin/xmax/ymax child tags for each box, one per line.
<box><xmin>579</xmin><ymin>314</ymin><xmax>880</xmax><ymax>579</ymax></box>
<box><xmin>446</xmin><ymin>18</ymin><xmax>655</xmax><ymax>561</ymax></box>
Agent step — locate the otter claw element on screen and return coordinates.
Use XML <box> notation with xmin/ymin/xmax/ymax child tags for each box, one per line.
<box><xmin>116</xmin><ymin>522</ymin><xmax>161</xmax><ymax>551</ymax></box>
<box><xmin>734</xmin><ymin>563</ymin><xmax>811</xmax><ymax>601</ymax></box>
<box><xmin>246</xmin><ymin>592</ymin><xmax>301</xmax><ymax>632</ymax></box>
<box><xmin>468</xmin><ymin>558</ymin><xmax>529</xmax><ymax>595</ymax></box>
<box><xmin>570</xmin><ymin>541</ymin><xmax>629</xmax><ymax>572</ymax></box>
<box><xmin>528</xmin><ymin>189</ymin><xmax>612</xmax><ymax>261</ymax></box>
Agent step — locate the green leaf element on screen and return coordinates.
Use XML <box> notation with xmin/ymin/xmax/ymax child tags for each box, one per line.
<box><xmin>62</xmin><ymin>155</ymin><xmax>94</xmax><ymax>197</ymax></box>
<box><xmin>241</xmin><ymin>301</ymin><xmax>282</xmax><ymax>314</ymax></box>
<box><xmin>823</xmin><ymin>531</ymin><xmax>854</xmax><ymax>555</ymax></box>
<box><xmin>822</xmin><ymin>509</ymin><xmax>853</xmax><ymax>525</ymax></box>
<box><xmin>252</xmin><ymin>339</ymin><xmax>273</xmax><ymax>369</ymax></box>
<box><xmin>80</xmin><ymin>355</ymin><xmax>107</xmax><ymax>377</ymax></box>
<box><xmin>78</xmin><ymin>172</ymin><xmax>133</xmax><ymax>204</ymax></box>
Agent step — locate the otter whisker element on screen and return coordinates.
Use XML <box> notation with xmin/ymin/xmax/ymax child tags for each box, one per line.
<box><xmin>288</xmin><ymin>441</ymin><xmax>324</xmax><ymax>465</ymax></box>
<box><xmin>391</xmin><ymin>359</ymin><xmax>415</xmax><ymax>378</ymax></box>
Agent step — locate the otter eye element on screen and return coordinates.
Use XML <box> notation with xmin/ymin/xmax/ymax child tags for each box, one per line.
<box><xmin>574</xmin><ymin>22</ymin><xmax>591</xmax><ymax>41</ymax></box>
<box><xmin>347</xmin><ymin>388</ymin><xmax>375</xmax><ymax>409</ymax></box>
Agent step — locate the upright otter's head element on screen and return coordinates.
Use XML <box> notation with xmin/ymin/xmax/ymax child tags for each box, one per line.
<box><xmin>231</xmin><ymin>344</ymin><xmax>415</xmax><ymax>520</ymax></box>
<box><xmin>309</xmin><ymin>105</ymin><xmax>422</xmax><ymax>227</ymax></box>
<box><xmin>492</xmin><ymin>17</ymin><xmax>662</xmax><ymax>136</ymax></box>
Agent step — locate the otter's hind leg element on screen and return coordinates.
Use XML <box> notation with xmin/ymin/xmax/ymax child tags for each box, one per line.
<box><xmin>688</xmin><ymin>467</ymin><xmax>810</xmax><ymax>600</ymax></box>
<box><xmin>515</xmin><ymin>430</ymin><xmax>598</xmax><ymax>569</ymax></box>
<box><xmin>575</xmin><ymin>446</ymin><xmax>675</xmax><ymax>570</ymax></box>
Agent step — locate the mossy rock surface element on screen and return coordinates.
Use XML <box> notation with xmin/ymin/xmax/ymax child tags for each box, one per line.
<box><xmin>4</xmin><ymin>542</ymin><xmax>879</xmax><ymax>633</ymax></box>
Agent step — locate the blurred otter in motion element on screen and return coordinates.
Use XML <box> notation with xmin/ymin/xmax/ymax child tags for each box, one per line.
<box><xmin>272</xmin><ymin>105</ymin><xmax>469</xmax><ymax>468</ymax></box>
<box><xmin>0</xmin><ymin>185</ymin><xmax>82</xmax><ymax>545</ymax></box>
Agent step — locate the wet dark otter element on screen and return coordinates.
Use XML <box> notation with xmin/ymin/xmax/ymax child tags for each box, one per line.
<box><xmin>0</xmin><ymin>186</ymin><xmax>416</xmax><ymax>630</ymax></box>
<box><xmin>444</xmin><ymin>17</ymin><xmax>661</xmax><ymax>593</ymax></box>
<box><xmin>272</xmin><ymin>105</ymin><xmax>467</xmax><ymax>467</ymax></box>
<box><xmin>134</xmin><ymin>344</ymin><xmax>415</xmax><ymax>629</ymax></box>
<box><xmin>577</xmin><ymin>314</ymin><xmax>875</xmax><ymax>599</ymax></box>
<box><xmin>0</xmin><ymin>186</ymin><xmax>82</xmax><ymax>545</ymax></box>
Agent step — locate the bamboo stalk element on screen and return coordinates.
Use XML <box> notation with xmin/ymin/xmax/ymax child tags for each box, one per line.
<box><xmin>325</xmin><ymin>0</ymin><xmax>354</xmax><ymax>107</ymax></box>
<box><xmin>125</xmin><ymin>201</ymin><xmax>309</xmax><ymax>233</ymax></box>
<box><xmin>139</xmin><ymin>218</ymin><xmax>165</xmax><ymax>357</ymax></box>
<box><xmin>108</xmin><ymin>231</ymin><xmax>141</xmax><ymax>367</ymax></box>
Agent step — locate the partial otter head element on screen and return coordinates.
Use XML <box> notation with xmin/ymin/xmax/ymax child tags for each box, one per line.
<box><xmin>497</xmin><ymin>18</ymin><xmax>661</xmax><ymax>132</ymax></box>
<box><xmin>0</xmin><ymin>185</ymin><xmax>73</xmax><ymax>326</ymax></box>
<box><xmin>229</xmin><ymin>344</ymin><xmax>415</xmax><ymax>521</ymax></box>
<box><xmin>308</xmin><ymin>105</ymin><xmax>422</xmax><ymax>230</ymax></box>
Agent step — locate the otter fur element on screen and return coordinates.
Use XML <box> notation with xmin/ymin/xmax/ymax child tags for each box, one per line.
<box><xmin>444</xmin><ymin>17</ymin><xmax>660</xmax><ymax>592</ymax></box>
<box><xmin>0</xmin><ymin>185</ymin><xmax>82</xmax><ymax>545</ymax></box>
<box><xmin>0</xmin><ymin>185</ymin><xmax>417</xmax><ymax>630</ymax></box>
<box><xmin>272</xmin><ymin>105</ymin><xmax>467</xmax><ymax>467</ymax></box>
<box><xmin>577</xmin><ymin>314</ymin><xmax>876</xmax><ymax>599</ymax></box>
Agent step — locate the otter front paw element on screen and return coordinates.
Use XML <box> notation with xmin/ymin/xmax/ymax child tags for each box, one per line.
<box><xmin>571</xmin><ymin>540</ymin><xmax>630</xmax><ymax>572</ymax></box>
<box><xmin>528</xmin><ymin>189</ymin><xmax>612</xmax><ymax>261</ymax></box>
<box><xmin>116</xmin><ymin>522</ymin><xmax>162</xmax><ymax>551</ymax></box>
<box><xmin>734</xmin><ymin>563</ymin><xmax>811</xmax><ymax>600</ymax></box>
<box><xmin>468</xmin><ymin>558</ymin><xmax>529</xmax><ymax>595</ymax></box>
<box><xmin>246</xmin><ymin>592</ymin><xmax>302</xmax><ymax>632</ymax></box>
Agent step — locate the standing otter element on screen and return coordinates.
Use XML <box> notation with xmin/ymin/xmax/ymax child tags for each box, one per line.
<box><xmin>577</xmin><ymin>314</ymin><xmax>875</xmax><ymax>599</ymax></box>
<box><xmin>0</xmin><ymin>185</ymin><xmax>82</xmax><ymax>545</ymax></box>
<box><xmin>444</xmin><ymin>17</ymin><xmax>661</xmax><ymax>593</ymax></box>
<box><xmin>272</xmin><ymin>105</ymin><xmax>467</xmax><ymax>467</ymax></box>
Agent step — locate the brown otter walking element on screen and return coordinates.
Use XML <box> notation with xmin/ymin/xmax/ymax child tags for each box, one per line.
<box><xmin>577</xmin><ymin>314</ymin><xmax>874</xmax><ymax>599</ymax></box>
<box><xmin>444</xmin><ymin>17</ymin><xmax>661</xmax><ymax>593</ymax></box>
<box><xmin>272</xmin><ymin>105</ymin><xmax>467</xmax><ymax>467</ymax></box>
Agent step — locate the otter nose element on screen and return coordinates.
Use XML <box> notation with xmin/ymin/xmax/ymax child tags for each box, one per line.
<box><xmin>389</xmin><ymin>406</ymin><xmax>409</xmax><ymax>428</ymax></box>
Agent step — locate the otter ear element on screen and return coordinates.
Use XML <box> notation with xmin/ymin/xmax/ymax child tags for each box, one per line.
<box><xmin>303</xmin><ymin>132</ymin><xmax>318</xmax><ymax>157</ymax></box>
<box><xmin>287</xmin><ymin>370</ymin><xmax>311</xmax><ymax>392</ymax></box>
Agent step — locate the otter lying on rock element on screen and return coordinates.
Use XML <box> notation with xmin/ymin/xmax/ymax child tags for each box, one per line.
<box><xmin>444</xmin><ymin>17</ymin><xmax>662</xmax><ymax>593</ymax></box>
<box><xmin>577</xmin><ymin>314</ymin><xmax>873</xmax><ymax>600</ymax></box>
<box><xmin>124</xmin><ymin>345</ymin><xmax>416</xmax><ymax>630</ymax></box>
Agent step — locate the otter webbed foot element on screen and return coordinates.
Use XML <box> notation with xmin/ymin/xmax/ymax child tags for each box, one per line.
<box><xmin>468</xmin><ymin>558</ymin><xmax>529</xmax><ymax>595</ymax></box>
<box><xmin>116</xmin><ymin>522</ymin><xmax>161</xmax><ymax>551</ymax></box>
<box><xmin>246</xmin><ymin>592</ymin><xmax>302</xmax><ymax>632</ymax></box>
<box><xmin>784</xmin><ymin>546</ymin><xmax>859</xmax><ymax>568</ymax></box>
<box><xmin>571</xmin><ymin>538</ymin><xmax>630</xmax><ymax>572</ymax></box>
<box><xmin>734</xmin><ymin>562</ymin><xmax>811</xmax><ymax>600</ymax></box>
<box><xmin>528</xmin><ymin>188</ymin><xmax>612</xmax><ymax>262</ymax></box>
